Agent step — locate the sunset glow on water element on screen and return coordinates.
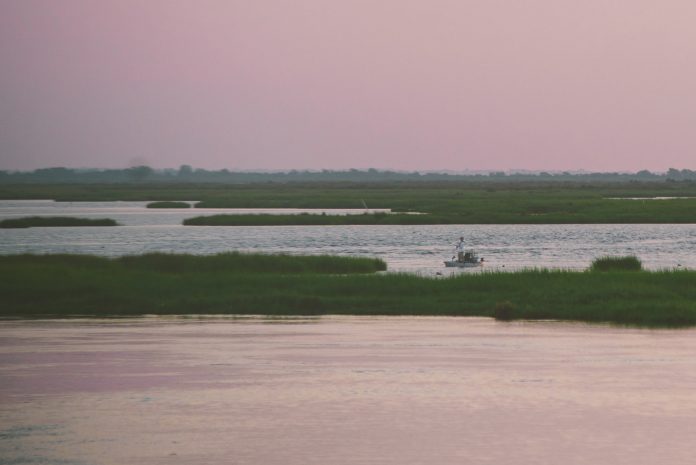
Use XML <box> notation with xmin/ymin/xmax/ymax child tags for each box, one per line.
<box><xmin>2</xmin><ymin>317</ymin><xmax>696</xmax><ymax>464</ymax></box>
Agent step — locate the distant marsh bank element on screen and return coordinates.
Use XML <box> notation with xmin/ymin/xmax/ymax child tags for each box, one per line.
<box><xmin>3</xmin><ymin>181</ymin><xmax>696</xmax><ymax>223</ymax></box>
<box><xmin>146</xmin><ymin>201</ymin><xmax>191</xmax><ymax>208</ymax></box>
<box><xmin>0</xmin><ymin>216</ymin><xmax>118</xmax><ymax>228</ymax></box>
<box><xmin>183</xmin><ymin>213</ymin><xmax>442</xmax><ymax>226</ymax></box>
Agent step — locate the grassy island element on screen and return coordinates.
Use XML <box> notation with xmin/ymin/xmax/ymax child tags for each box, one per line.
<box><xmin>0</xmin><ymin>216</ymin><xmax>118</xmax><ymax>228</ymax></box>
<box><xmin>2</xmin><ymin>253</ymin><xmax>695</xmax><ymax>327</ymax></box>
<box><xmin>183</xmin><ymin>212</ymin><xmax>443</xmax><ymax>226</ymax></box>
<box><xmin>146</xmin><ymin>201</ymin><xmax>191</xmax><ymax>208</ymax></box>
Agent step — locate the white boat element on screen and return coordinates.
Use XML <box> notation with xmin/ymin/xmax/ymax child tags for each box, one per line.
<box><xmin>444</xmin><ymin>250</ymin><xmax>483</xmax><ymax>268</ymax></box>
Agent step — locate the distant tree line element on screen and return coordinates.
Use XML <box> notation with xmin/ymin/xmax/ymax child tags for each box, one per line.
<box><xmin>1</xmin><ymin>165</ymin><xmax>695</xmax><ymax>184</ymax></box>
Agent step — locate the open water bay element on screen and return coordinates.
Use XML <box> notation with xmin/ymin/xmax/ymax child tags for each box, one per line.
<box><xmin>1</xmin><ymin>200</ymin><xmax>695</xmax><ymax>273</ymax></box>
<box><xmin>1</xmin><ymin>317</ymin><xmax>696</xmax><ymax>465</ymax></box>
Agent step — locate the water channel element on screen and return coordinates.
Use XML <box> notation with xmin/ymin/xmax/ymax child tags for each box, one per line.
<box><xmin>1</xmin><ymin>200</ymin><xmax>695</xmax><ymax>273</ymax></box>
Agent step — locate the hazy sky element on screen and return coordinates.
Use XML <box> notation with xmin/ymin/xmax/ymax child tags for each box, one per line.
<box><xmin>1</xmin><ymin>0</ymin><xmax>695</xmax><ymax>172</ymax></box>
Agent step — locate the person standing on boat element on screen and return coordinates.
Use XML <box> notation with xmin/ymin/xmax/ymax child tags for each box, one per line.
<box><xmin>456</xmin><ymin>236</ymin><xmax>466</xmax><ymax>262</ymax></box>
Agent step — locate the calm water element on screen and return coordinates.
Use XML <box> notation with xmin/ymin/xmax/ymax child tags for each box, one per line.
<box><xmin>1</xmin><ymin>200</ymin><xmax>695</xmax><ymax>273</ymax></box>
<box><xmin>1</xmin><ymin>317</ymin><xmax>696</xmax><ymax>465</ymax></box>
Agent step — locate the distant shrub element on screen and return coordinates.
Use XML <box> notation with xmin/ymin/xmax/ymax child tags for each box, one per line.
<box><xmin>590</xmin><ymin>256</ymin><xmax>642</xmax><ymax>272</ymax></box>
<box><xmin>493</xmin><ymin>300</ymin><xmax>515</xmax><ymax>321</ymax></box>
<box><xmin>146</xmin><ymin>201</ymin><xmax>190</xmax><ymax>208</ymax></box>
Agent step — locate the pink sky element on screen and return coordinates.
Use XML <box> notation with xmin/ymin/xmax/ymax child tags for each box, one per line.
<box><xmin>1</xmin><ymin>0</ymin><xmax>695</xmax><ymax>172</ymax></box>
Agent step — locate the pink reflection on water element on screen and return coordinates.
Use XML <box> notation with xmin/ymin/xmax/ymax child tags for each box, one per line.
<box><xmin>1</xmin><ymin>317</ymin><xmax>696</xmax><ymax>465</ymax></box>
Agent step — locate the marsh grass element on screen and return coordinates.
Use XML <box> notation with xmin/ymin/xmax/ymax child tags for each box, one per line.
<box><xmin>118</xmin><ymin>252</ymin><xmax>386</xmax><ymax>274</ymax></box>
<box><xmin>2</xmin><ymin>254</ymin><xmax>696</xmax><ymax>327</ymax></box>
<box><xmin>590</xmin><ymin>256</ymin><xmax>643</xmax><ymax>271</ymax></box>
<box><xmin>0</xmin><ymin>216</ymin><xmax>118</xmax><ymax>228</ymax></box>
<box><xmin>0</xmin><ymin>252</ymin><xmax>386</xmax><ymax>274</ymax></box>
<box><xmin>4</xmin><ymin>182</ymin><xmax>696</xmax><ymax>223</ymax></box>
<box><xmin>183</xmin><ymin>212</ymin><xmax>442</xmax><ymax>226</ymax></box>
<box><xmin>146</xmin><ymin>201</ymin><xmax>190</xmax><ymax>208</ymax></box>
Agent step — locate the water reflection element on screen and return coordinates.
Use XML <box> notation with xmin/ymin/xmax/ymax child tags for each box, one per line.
<box><xmin>2</xmin><ymin>317</ymin><xmax>696</xmax><ymax>465</ymax></box>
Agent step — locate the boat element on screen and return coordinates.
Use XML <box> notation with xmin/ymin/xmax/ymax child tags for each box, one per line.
<box><xmin>444</xmin><ymin>250</ymin><xmax>484</xmax><ymax>268</ymax></box>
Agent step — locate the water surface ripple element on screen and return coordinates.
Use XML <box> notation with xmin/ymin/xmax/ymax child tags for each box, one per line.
<box><xmin>1</xmin><ymin>317</ymin><xmax>695</xmax><ymax>465</ymax></box>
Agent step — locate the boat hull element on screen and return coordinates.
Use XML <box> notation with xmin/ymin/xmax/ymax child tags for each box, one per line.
<box><xmin>444</xmin><ymin>260</ymin><xmax>482</xmax><ymax>268</ymax></box>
